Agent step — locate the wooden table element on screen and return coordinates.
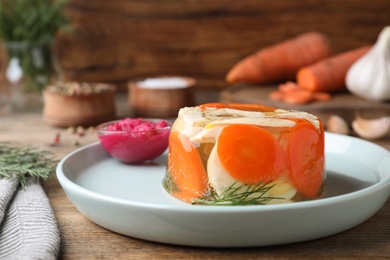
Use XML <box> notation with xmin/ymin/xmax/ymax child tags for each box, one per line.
<box><xmin>0</xmin><ymin>93</ymin><xmax>389</xmax><ymax>259</ymax></box>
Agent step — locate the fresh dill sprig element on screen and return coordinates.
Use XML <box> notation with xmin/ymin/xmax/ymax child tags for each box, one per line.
<box><xmin>0</xmin><ymin>142</ymin><xmax>58</xmax><ymax>187</ymax></box>
<box><xmin>193</xmin><ymin>181</ymin><xmax>283</xmax><ymax>206</ymax></box>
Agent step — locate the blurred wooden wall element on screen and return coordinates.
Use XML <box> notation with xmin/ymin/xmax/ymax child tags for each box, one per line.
<box><xmin>2</xmin><ymin>0</ymin><xmax>389</xmax><ymax>91</ymax></box>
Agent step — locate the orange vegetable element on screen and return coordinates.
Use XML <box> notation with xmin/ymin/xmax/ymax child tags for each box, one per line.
<box><xmin>269</xmin><ymin>90</ymin><xmax>284</xmax><ymax>101</ymax></box>
<box><xmin>281</xmin><ymin>85</ymin><xmax>314</xmax><ymax>105</ymax></box>
<box><xmin>287</xmin><ymin>120</ymin><xmax>325</xmax><ymax>198</ymax></box>
<box><xmin>217</xmin><ymin>124</ymin><xmax>286</xmax><ymax>185</ymax></box>
<box><xmin>167</xmin><ymin>132</ymin><xmax>208</xmax><ymax>202</ymax></box>
<box><xmin>297</xmin><ymin>45</ymin><xmax>371</xmax><ymax>92</ymax></box>
<box><xmin>313</xmin><ymin>92</ymin><xmax>332</xmax><ymax>101</ymax></box>
<box><xmin>226</xmin><ymin>31</ymin><xmax>330</xmax><ymax>84</ymax></box>
<box><xmin>269</xmin><ymin>81</ymin><xmax>331</xmax><ymax>105</ymax></box>
<box><xmin>198</xmin><ymin>103</ymin><xmax>276</xmax><ymax>112</ymax></box>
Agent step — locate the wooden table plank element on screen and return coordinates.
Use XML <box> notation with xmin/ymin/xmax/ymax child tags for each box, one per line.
<box><xmin>0</xmin><ymin>109</ymin><xmax>389</xmax><ymax>259</ymax></box>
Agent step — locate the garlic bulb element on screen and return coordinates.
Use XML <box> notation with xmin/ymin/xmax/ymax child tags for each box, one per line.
<box><xmin>346</xmin><ymin>26</ymin><xmax>390</xmax><ymax>101</ymax></box>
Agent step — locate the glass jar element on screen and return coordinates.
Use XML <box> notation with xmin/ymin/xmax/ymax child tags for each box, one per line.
<box><xmin>0</xmin><ymin>41</ymin><xmax>63</xmax><ymax>112</ymax></box>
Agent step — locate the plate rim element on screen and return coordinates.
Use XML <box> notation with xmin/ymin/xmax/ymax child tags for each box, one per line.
<box><xmin>56</xmin><ymin>132</ymin><xmax>390</xmax><ymax>213</ymax></box>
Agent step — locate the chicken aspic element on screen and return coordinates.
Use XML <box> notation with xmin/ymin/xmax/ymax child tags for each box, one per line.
<box><xmin>163</xmin><ymin>103</ymin><xmax>325</xmax><ymax>205</ymax></box>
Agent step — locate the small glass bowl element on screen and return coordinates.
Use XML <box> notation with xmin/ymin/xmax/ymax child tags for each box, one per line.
<box><xmin>96</xmin><ymin>118</ymin><xmax>171</xmax><ymax>163</ymax></box>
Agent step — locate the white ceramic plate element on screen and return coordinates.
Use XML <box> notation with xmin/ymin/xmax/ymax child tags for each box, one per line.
<box><xmin>57</xmin><ymin>132</ymin><xmax>390</xmax><ymax>247</ymax></box>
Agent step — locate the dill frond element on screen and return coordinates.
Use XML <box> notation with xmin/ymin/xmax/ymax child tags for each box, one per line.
<box><xmin>0</xmin><ymin>142</ymin><xmax>58</xmax><ymax>187</ymax></box>
<box><xmin>193</xmin><ymin>181</ymin><xmax>283</xmax><ymax>206</ymax></box>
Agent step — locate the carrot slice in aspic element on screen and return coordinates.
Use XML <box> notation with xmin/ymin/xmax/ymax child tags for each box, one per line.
<box><xmin>287</xmin><ymin>120</ymin><xmax>325</xmax><ymax>198</ymax></box>
<box><xmin>167</xmin><ymin>132</ymin><xmax>208</xmax><ymax>202</ymax></box>
<box><xmin>217</xmin><ymin>124</ymin><xmax>287</xmax><ymax>185</ymax></box>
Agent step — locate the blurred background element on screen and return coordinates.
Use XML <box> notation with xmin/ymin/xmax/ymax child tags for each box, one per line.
<box><xmin>1</xmin><ymin>0</ymin><xmax>387</xmax><ymax>93</ymax></box>
<box><xmin>0</xmin><ymin>0</ymin><xmax>389</xmax><ymax>131</ymax></box>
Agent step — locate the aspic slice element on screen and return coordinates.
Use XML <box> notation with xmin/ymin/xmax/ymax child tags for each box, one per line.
<box><xmin>163</xmin><ymin>103</ymin><xmax>325</xmax><ymax>205</ymax></box>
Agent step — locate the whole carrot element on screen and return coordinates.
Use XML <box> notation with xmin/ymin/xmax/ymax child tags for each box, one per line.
<box><xmin>297</xmin><ymin>46</ymin><xmax>371</xmax><ymax>92</ymax></box>
<box><xmin>226</xmin><ymin>31</ymin><xmax>330</xmax><ymax>84</ymax></box>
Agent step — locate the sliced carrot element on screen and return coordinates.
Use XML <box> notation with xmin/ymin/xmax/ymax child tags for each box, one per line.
<box><xmin>282</xmin><ymin>87</ymin><xmax>314</xmax><ymax>105</ymax></box>
<box><xmin>167</xmin><ymin>132</ymin><xmax>208</xmax><ymax>202</ymax></box>
<box><xmin>198</xmin><ymin>103</ymin><xmax>277</xmax><ymax>112</ymax></box>
<box><xmin>269</xmin><ymin>90</ymin><xmax>284</xmax><ymax>101</ymax></box>
<box><xmin>278</xmin><ymin>81</ymin><xmax>298</xmax><ymax>93</ymax></box>
<box><xmin>286</xmin><ymin>120</ymin><xmax>325</xmax><ymax>198</ymax></box>
<box><xmin>226</xmin><ymin>31</ymin><xmax>330</xmax><ymax>84</ymax></box>
<box><xmin>297</xmin><ymin>46</ymin><xmax>371</xmax><ymax>92</ymax></box>
<box><xmin>313</xmin><ymin>92</ymin><xmax>332</xmax><ymax>101</ymax></box>
<box><xmin>269</xmin><ymin>82</ymin><xmax>332</xmax><ymax>105</ymax></box>
<box><xmin>217</xmin><ymin>124</ymin><xmax>286</xmax><ymax>185</ymax></box>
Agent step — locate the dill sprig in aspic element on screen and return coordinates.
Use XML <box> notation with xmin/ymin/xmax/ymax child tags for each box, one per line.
<box><xmin>193</xmin><ymin>181</ymin><xmax>283</xmax><ymax>206</ymax></box>
<box><xmin>0</xmin><ymin>143</ymin><xmax>58</xmax><ymax>187</ymax></box>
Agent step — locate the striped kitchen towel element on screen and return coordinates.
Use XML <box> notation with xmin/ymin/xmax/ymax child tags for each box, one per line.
<box><xmin>0</xmin><ymin>178</ymin><xmax>60</xmax><ymax>260</ymax></box>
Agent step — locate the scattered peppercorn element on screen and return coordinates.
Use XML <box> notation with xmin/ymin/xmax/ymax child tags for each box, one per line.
<box><xmin>76</xmin><ymin>126</ymin><xmax>85</xmax><ymax>137</ymax></box>
<box><xmin>87</xmin><ymin>126</ymin><xmax>95</xmax><ymax>133</ymax></box>
<box><xmin>54</xmin><ymin>133</ymin><xmax>60</xmax><ymax>143</ymax></box>
<box><xmin>67</xmin><ymin>126</ymin><xmax>76</xmax><ymax>134</ymax></box>
<box><xmin>46</xmin><ymin>81</ymin><xmax>115</xmax><ymax>96</ymax></box>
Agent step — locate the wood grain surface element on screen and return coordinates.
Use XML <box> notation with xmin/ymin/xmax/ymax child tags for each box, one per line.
<box><xmin>0</xmin><ymin>1</ymin><xmax>389</xmax><ymax>258</ymax></box>
<box><xmin>0</xmin><ymin>94</ymin><xmax>389</xmax><ymax>259</ymax></box>
<box><xmin>0</xmin><ymin>0</ymin><xmax>388</xmax><ymax>91</ymax></box>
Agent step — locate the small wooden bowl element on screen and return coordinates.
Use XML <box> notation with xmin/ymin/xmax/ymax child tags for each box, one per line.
<box><xmin>128</xmin><ymin>76</ymin><xmax>196</xmax><ymax>118</ymax></box>
<box><xmin>43</xmin><ymin>82</ymin><xmax>116</xmax><ymax>128</ymax></box>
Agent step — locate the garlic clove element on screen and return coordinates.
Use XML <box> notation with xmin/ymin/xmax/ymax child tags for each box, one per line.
<box><xmin>327</xmin><ymin>115</ymin><xmax>349</xmax><ymax>135</ymax></box>
<box><xmin>352</xmin><ymin>116</ymin><xmax>390</xmax><ymax>140</ymax></box>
